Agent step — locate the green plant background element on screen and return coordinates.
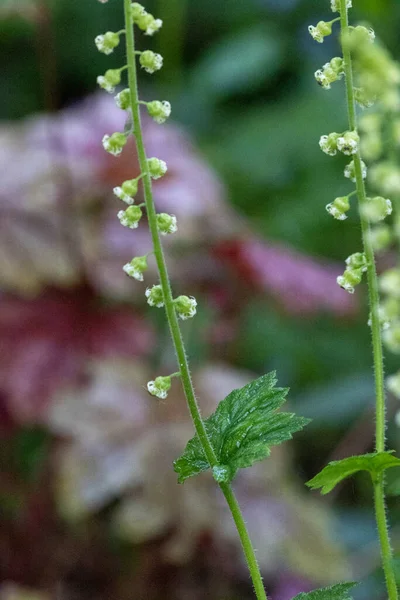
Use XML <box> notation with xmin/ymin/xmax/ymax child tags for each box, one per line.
<box><xmin>1</xmin><ymin>0</ymin><xmax>400</xmax><ymax>599</ymax></box>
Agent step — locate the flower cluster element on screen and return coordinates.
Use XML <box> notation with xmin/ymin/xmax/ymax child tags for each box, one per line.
<box><xmin>95</xmin><ymin>1</ymin><xmax>198</xmax><ymax>401</ymax></box>
<box><xmin>314</xmin><ymin>57</ymin><xmax>344</xmax><ymax>89</ymax></box>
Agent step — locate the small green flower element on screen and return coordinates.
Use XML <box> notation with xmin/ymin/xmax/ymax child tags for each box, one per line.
<box><xmin>319</xmin><ymin>132</ymin><xmax>340</xmax><ymax>156</ymax></box>
<box><xmin>156</xmin><ymin>213</ymin><xmax>177</xmax><ymax>235</ymax></box>
<box><xmin>383</xmin><ymin>322</ymin><xmax>400</xmax><ymax>354</ymax></box>
<box><xmin>361</xmin><ymin>196</ymin><xmax>392</xmax><ymax>223</ymax></box>
<box><xmin>147</xmin><ymin>375</ymin><xmax>171</xmax><ymax>399</ymax></box>
<box><xmin>95</xmin><ymin>31</ymin><xmax>120</xmax><ymax>55</ymax></box>
<box><xmin>145</xmin><ymin>284</ymin><xmax>164</xmax><ymax>307</ymax></box>
<box><xmin>147</xmin><ymin>157</ymin><xmax>167</xmax><ymax>179</ymax></box>
<box><xmin>344</xmin><ymin>159</ymin><xmax>367</xmax><ymax>182</ymax></box>
<box><xmin>387</xmin><ymin>371</ymin><xmax>400</xmax><ymax>399</ymax></box>
<box><xmin>102</xmin><ymin>132</ymin><xmax>127</xmax><ymax>156</ymax></box>
<box><xmin>137</xmin><ymin>13</ymin><xmax>162</xmax><ymax>36</ymax></box>
<box><xmin>379</xmin><ymin>269</ymin><xmax>400</xmax><ymax>298</ymax></box>
<box><xmin>173</xmin><ymin>295</ymin><xmax>197</xmax><ymax>320</ymax></box>
<box><xmin>146</xmin><ymin>100</ymin><xmax>171</xmax><ymax>124</ymax></box>
<box><xmin>123</xmin><ymin>255</ymin><xmax>148</xmax><ymax>281</ymax></box>
<box><xmin>308</xmin><ymin>21</ymin><xmax>333</xmax><ymax>44</ymax></box>
<box><xmin>117</xmin><ymin>205</ymin><xmax>143</xmax><ymax>229</ymax></box>
<box><xmin>326</xmin><ymin>196</ymin><xmax>351</xmax><ymax>220</ymax></box>
<box><xmin>337</xmin><ymin>130</ymin><xmax>360</xmax><ymax>156</ymax></box>
<box><xmin>97</xmin><ymin>69</ymin><xmax>122</xmax><ymax>94</ymax></box>
<box><xmin>115</xmin><ymin>89</ymin><xmax>131</xmax><ymax>110</ymax></box>
<box><xmin>113</xmin><ymin>179</ymin><xmax>139</xmax><ymax>204</ymax></box>
<box><xmin>337</xmin><ymin>267</ymin><xmax>363</xmax><ymax>294</ymax></box>
<box><xmin>140</xmin><ymin>50</ymin><xmax>163</xmax><ymax>74</ymax></box>
<box><xmin>345</xmin><ymin>252</ymin><xmax>368</xmax><ymax>271</ymax></box>
<box><xmin>369</xmin><ymin>225</ymin><xmax>392</xmax><ymax>252</ymax></box>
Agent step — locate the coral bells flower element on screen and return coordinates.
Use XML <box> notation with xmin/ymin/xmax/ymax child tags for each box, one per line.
<box><xmin>345</xmin><ymin>252</ymin><xmax>368</xmax><ymax>272</ymax></box>
<box><xmin>123</xmin><ymin>256</ymin><xmax>148</xmax><ymax>281</ymax></box>
<box><xmin>146</xmin><ymin>100</ymin><xmax>171</xmax><ymax>124</ymax></box>
<box><xmin>319</xmin><ymin>132</ymin><xmax>340</xmax><ymax>156</ymax></box>
<box><xmin>156</xmin><ymin>213</ymin><xmax>177</xmax><ymax>235</ymax></box>
<box><xmin>337</xmin><ymin>130</ymin><xmax>360</xmax><ymax>155</ymax></box>
<box><xmin>147</xmin><ymin>375</ymin><xmax>171</xmax><ymax>400</ymax></box>
<box><xmin>326</xmin><ymin>196</ymin><xmax>350</xmax><ymax>220</ymax></box>
<box><xmin>308</xmin><ymin>21</ymin><xmax>333</xmax><ymax>43</ymax></box>
<box><xmin>361</xmin><ymin>196</ymin><xmax>392</xmax><ymax>223</ymax></box>
<box><xmin>147</xmin><ymin>157</ymin><xmax>167</xmax><ymax>179</ymax></box>
<box><xmin>137</xmin><ymin>13</ymin><xmax>163</xmax><ymax>36</ymax></box>
<box><xmin>97</xmin><ymin>69</ymin><xmax>122</xmax><ymax>94</ymax></box>
<box><xmin>102</xmin><ymin>132</ymin><xmax>127</xmax><ymax>156</ymax></box>
<box><xmin>113</xmin><ymin>179</ymin><xmax>139</xmax><ymax>204</ymax></box>
<box><xmin>344</xmin><ymin>159</ymin><xmax>367</xmax><ymax>182</ymax></box>
<box><xmin>145</xmin><ymin>285</ymin><xmax>164</xmax><ymax>307</ymax></box>
<box><xmin>115</xmin><ymin>89</ymin><xmax>131</xmax><ymax>110</ymax></box>
<box><xmin>337</xmin><ymin>267</ymin><xmax>363</xmax><ymax>294</ymax></box>
<box><xmin>95</xmin><ymin>31</ymin><xmax>120</xmax><ymax>55</ymax></box>
<box><xmin>173</xmin><ymin>295</ymin><xmax>197</xmax><ymax>320</ymax></box>
<box><xmin>139</xmin><ymin>50</ymin><xmax>163</xmax><ymax>74</ymax></box>
<box><xmin>369</xmin><ymin>225</ymin><xmax>392</xmax><ymax>252</ymax></box>
<box><xmin>315</xmin><ymin>58</ymin><xmax>344</xmax><ymax>89</ymax></box>
<box><xmin>117</xmin><ymin>205</ymin><xmax>143</xmax><ymax>229</ymax></box>
<box><xmin>130</xmin><ymin>2</ymin><xmax>146</xmax><ymax>20</ymax></box>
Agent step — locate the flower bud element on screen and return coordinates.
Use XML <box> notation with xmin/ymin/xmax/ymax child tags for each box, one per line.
<box><xmin>115</xmin><ymin>89</ymin><xmax>131</xmax><ymax>110</ymax></box>
<box><xmin>354</xmin><ymin>87</ymin><xmax>375</xmax><ymax>109</ymax></box>
<box><xmin>368</xmin><ymin>225</ymin><xmax>392</xmax><ymax>252</ymax></box>
<box><xmin>319</xmin><ymin>132</ymin><xmax>340</xmax><ymax>156</ymax></box>
<box><xmin>308</xmin><ymin>21</ymin><xmax>333</xmax><ymax>44</ymax></box>
<box><xmin>326</xmin><ymin>196</ymin><xmax>350</xmax><ymax>220</ymax></box>
<box><xmin>145</xmin><ymin>284</ymin><xmax>164</xmax><ymax>307</ymax></box>
<box><xmin>337</xmin><ymin>267</ymin><xmax>363</xmax><ymax>294</ymax></box>
<box><xmin>140</xmin><ymin>50</ymin><xmax>163</xmax><ymax>74</ymax></box>
<box><xmin>345</xmin><ymin>252</ymin><xmax>367</xmax><ymax>271</ymax></box>
<box><xmin>146</xmin><ymin>100</ymin><xmax>171</xmax><ymax>124</ymax></box>
<box><xmin>361</xmin><ymin>196</ymin><xmax>392</xmax><ymax>223</ymax></box>
<box><xmin>156</xmin><ymin>213</ymin><xmax>177</xmax><ymax>235</ymax></box>
<box><xmin>344</xmin><ymin>159</ymin><xmax>367</xmax><ymax>182</ymax></box>
<box><xmin>147</xmin><ymin>375</ymin><xmax>171</xmax><ymax>400</ymax></box>
<box><xmin>387</xmin><ymin>372</ymin><xmax>400</xmax><ymax>399</ymax></box>
<box><xmin>117</xmin><ymin>205</ymin><xmax>143</xmax><ymax>229</ymax></box>
<box><xmin>113</xmin><ymin>179</ymin><xmax>139</xmax><ymax>204</ymax></box>
<box><xmin>383</xmin><ymin>322</ymin><xmax>400</xmax><ymax>354</ymax></box>
<box><xmin>123</xmin><ymin>255</ymin><xmax>148</xmax><ymax>281</ymax></box>
<box><xmin>315</xmin><ymin>58</ymin><xmax>344</xmax><ymax>90</ymax></box>
<box><xmin>379</xmin><ymin>269</ymin><xmax>400</xmax><ymax>298</ymax></box>
<box><xmin>337</xmin><ymin>130</ymin><xmax>359</xmax><ymax>155</ymax></box>
<box><xmin>130</xmin><ymin>2</ymin><xmax>146</xmax><ymax>20</ymax></box>
<box><xmin>331</xmin><ymin>0</ymin><xmax>352</xmax><ymax>12</ymax></box>
<box><xmin>97</xmin><ymin>69</ymin><xmax>122</xmax><ymax>94</ymax></box>
<box><xmin>173</xmin><ymin>295</ymin><xmax>197</xmax><ymax>320</ymax></box>
<box><xmin>351</xmin><ymin>25</ymin><xmax>375</xmax><ymax>45</ymax></box>
<box><xmin>102</xmin><ymin>132</ymin><xmax>127</xmax><ymax>156</ymax></box>
<box><xmin>137</xmin><ymin>13</ymin><xmax>163</xmax><ymax>36</ymax></box>
<box><xmin>147</xmin><ymin>157</ymin><xmax>167</xmax><ymax>179</ymax></box>
<box><xmin>95</xmin><ymin>31</ymin><xmax>120</xmax><ymax>55</ymax></box>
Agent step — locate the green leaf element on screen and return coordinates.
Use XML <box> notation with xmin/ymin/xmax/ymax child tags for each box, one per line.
<box><xmin>291</xmin><ymin>582</ymin><xmax>357</xmax><ymax>600</ymax></box>
<box><xmin>174</xmin><ymin>372</ymin><xmax>310</xmax><ymax>483</ymax></box>
<box><xmin>306</xmin><ymin>452</ymin><xmax>400</xmax><ymax>495</ymax></box>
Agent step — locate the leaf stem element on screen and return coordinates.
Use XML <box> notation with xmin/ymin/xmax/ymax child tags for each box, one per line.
<box><xmin>339</xmin><ymin>2</ymin><xmax>398</xmax><ymax>598</ymax></box>
<box><xmin>122</xmin><ymin>2</ymin><xmax>268</xmax><ymax>598</ymax></box>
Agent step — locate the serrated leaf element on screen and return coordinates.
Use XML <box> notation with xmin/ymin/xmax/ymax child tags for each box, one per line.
<box><xmin>174</xmin><ymin>372</ymin><xmax>310</xmax><ymax>483</ymax></box>
<box><xmin>306</xmin><ymin>452</ymin><xmax>400</xmax><ymax>495</ymax></box>
<box><xmin>291</xmin><ymin>582</ymin><xmax>357</xmax><ymax>600</ymax></box>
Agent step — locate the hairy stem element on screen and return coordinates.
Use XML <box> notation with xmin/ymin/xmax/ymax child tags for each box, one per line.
<box><xmin>340</xmin><ymin>2</ymin><xmax>398</xmax><ymax>598</ymax></box>
<box><xmin>123</xmin><ymin>2</ymin><xmax>268</xmax><ymax>598</ymax></box>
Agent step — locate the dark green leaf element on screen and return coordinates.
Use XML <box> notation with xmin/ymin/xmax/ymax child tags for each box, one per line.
<box><xmin>291</xmin><ymin>582</ymin><xmax>357</xmax><ymax>600</ymax></box>
<box><xmin>174</xmin><ymin>372</ymin><xmax>309</xmax><ymax>483</ymax></box>
<box><xmin>306</xmin><ymin>452</ymin><xmax>400</xmax><ymax>495</ymax></box>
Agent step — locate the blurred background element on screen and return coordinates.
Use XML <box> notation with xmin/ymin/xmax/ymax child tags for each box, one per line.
<box><xmin>1</xmin><ymin>0</ymin><xmax>400</xmax><ymax>598</ymax></box>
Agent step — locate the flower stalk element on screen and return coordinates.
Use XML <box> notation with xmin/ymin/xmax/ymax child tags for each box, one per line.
<box><xmin>339</xmin><ymin>1</ymin><xmax>398</xmax><ymax>597</ymax></box>
<box><xmin>121</xmin><ymin>1</ymin><xmax>268</xmax><ymax>597</ymax></box>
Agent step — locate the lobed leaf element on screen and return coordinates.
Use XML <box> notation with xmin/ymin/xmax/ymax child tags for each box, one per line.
<box><xmin>291</xmin><ymin>582</ymin><xmax>357</xmax><ymax>600</ymax></box>
<box><xmin>306</xmin><ymin>452</ymin><xmax>400</xmax><ymax>495</ymax></box>
<box><xmin>174</xmin><ymin>372</ymin><xmax>310</xmax><ymax>483</ymax></box>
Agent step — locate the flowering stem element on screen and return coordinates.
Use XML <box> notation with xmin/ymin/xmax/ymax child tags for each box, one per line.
<box><xmin>122</xmin><ymin>2</ymin><xmax>268</xmax><ymax>598</ymax></box>
<box><xmin>340</xmin><ymin>2</ymin><xmax>398</xmax><ymax>598</ymax></box>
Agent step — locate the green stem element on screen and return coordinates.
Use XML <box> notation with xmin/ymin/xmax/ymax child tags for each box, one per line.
<box><xmin>340</xmin><ymin>2</ymin><xmax>398</xmax><ymax>598</ymax></box>
<box><xmin>123</xmin><ymin>3</ymin><xmax>268</xmax><ymax>599</ymax></box>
